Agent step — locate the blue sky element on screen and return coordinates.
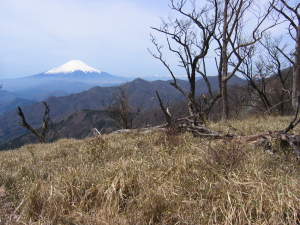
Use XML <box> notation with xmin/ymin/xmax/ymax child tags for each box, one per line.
<box><xmin>0</xmin><ymin>0</ymin><xmax>180</xmax><ymax>79</ymax></box>
<box><xmin>0</xmin><ymin>0</ymin><xmax>294</xmax><ymax>80</ymax></box>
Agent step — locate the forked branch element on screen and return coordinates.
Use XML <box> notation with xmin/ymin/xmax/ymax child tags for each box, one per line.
<box><xmin>17</xmin><ymin>101</ymin><xmax>50</xmax><ymax>143</ymax></box>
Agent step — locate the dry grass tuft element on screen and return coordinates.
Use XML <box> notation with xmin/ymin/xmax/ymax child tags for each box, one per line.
<box><xmin>154</xmin><ymin>124</ymin><xmax>183</xmax><ymax>148</ymax></box>
<box><xmin>204</xmin><ymin>138</ymin><xmax>248</xmax><ymax>173</ymax></box>
<box><xmin>0</xmin><ymin>116</ymin><xmax>300</xmax><ymax>224</ymax></box>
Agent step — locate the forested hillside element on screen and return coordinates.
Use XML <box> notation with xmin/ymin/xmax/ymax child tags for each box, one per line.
<box><xmin>0</xmin><ymin>76</ymin><xmax>244</xmax><ymax>150</ymax></box>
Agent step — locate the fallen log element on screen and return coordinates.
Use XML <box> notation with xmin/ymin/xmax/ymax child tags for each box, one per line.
<box><xmin>108</xmin><ymin>112</ymin><xmax>300</xmax><ymax>159</ymax></box>
<box><xmin>174</xmin><ymin>115</ymin><xmax>300</xmax><ymax>159</ymax></box>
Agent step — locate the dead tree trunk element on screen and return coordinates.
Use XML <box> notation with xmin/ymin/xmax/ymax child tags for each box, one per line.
<box><xmin>155</xmin><ymin>91</ymin><xmax>173</xmax><ymax>126</ymax></box>
<box><xmin>217</xmin><ymin>0</ymin><xmax>276</xmax><ymax>120</ymax></box>
<box><xmin>293</xmin><ymin>23</ymin><xmax>300</xmax><ymax>110</ymax></box>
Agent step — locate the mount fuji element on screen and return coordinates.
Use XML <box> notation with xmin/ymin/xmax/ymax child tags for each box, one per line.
<box><xmin>32</xmin><ymin>60</ymin><xmax>129</xmax><ymax>85</ymax></box>
<box><xmin>0</xmin><ymin>60</ymin><xmax>130</xmax><ymax>102</ymax></box>
<box><xmin>45</xmin><ymin>60</ymin><xmax>101</xmax><ymax>74</ymax></box>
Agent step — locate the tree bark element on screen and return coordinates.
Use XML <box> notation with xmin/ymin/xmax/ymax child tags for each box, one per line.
<box><xmin>292</xmin><ymin>20</ymin><xmax>300</xmax><ymax>110</ymax></box>
<box><xmin>221</xmin><ymin>0</ymin><xmax>229</xmax><ymax>121</ymax></box>
<box><xmin>222</xmin><ymin>79</ymin><xmax>229</xmax><ymax>120</ymax></box>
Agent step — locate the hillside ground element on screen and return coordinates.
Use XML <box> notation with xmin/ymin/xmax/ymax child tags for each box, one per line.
<box><xmin>0</xmin><ymin>115</ymin><xmax>300</xmax><ymax>224</ymax></box>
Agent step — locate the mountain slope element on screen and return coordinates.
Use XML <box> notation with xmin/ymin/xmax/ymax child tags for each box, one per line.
<box><xmin>0</xmin><ymin>109</ymin><xmax>115</xmax><ymax>150</ymax></box>
<box><xmin>0</xmin><ymin>90</ymin><xmax>18</xmax><ymax>103</ymax></box>
<box><xmin>0</xmin><ymin>76</ymin><xmax>246</xmax><ymax>148</ymax></box>
<box><xmin>0</xmin><ymin>98</ymin><xmax>36</xmax><ymax>116</ymax></box>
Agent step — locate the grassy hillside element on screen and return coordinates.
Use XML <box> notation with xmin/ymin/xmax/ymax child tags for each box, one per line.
<box><xmin>0</xmin><ymin>116</ymin><xmax>300</xmax><ymax>224</ymax></box>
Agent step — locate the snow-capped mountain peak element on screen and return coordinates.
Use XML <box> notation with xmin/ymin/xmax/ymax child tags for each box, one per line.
<box><xmin>45</xmin><ymin>60</ymin><xmax>101</xmax><ymax>74</ymax></box>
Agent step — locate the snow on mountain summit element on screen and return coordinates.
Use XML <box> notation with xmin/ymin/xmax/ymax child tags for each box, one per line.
<box><xmin>45</xmin><ymin>60</ymin><xmax>101</xmax><ymax>74</ymax></box>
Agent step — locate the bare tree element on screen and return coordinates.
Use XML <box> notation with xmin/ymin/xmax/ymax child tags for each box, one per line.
<box><xmin>103</xmin><ymin>83</ymin><xmax>141</xmax><ymax>129</ymax></box>
<box><xmin>235</xmin><ymin>33</ymin><xmax>293</xmax><ymax>115</ymax></box>
<box><xmin>258</xmin><ymin>34</ymin><xmax>293</xmax><ymax>114</ymax></box>
<box><xmin>215</xmin><ymin>0</ymin><xmax>277</xmax><ymax>120</ymax></box>
<box><xmin>149</xmin><ymin>0</ymin><xmax>221</xmax><ymax>125</ymax></box>
<box><xmin>272</xmin><ymin>0</ymin><xmax>300</xmax><ymax>111</ymax></box>
<box><xmin>238</xmin><ymin>45</ymin><xmax>273</xmax><ymax>111</ymax></box>
<box><xmin>17</xmin><ymin>101</ymin><xmax>50</xmax><ymax>144</ymax></box>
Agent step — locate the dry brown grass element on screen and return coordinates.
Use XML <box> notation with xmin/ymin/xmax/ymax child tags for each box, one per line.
<box><xmin>0</xmin><ymin>115</ymin><xmax>300</xmax><ymax>224</ymax></box>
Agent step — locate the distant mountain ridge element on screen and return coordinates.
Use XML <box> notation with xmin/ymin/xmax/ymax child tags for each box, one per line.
<box><xmin>0</xmin><ymin>98</ymin><xmax>36</xmax><ymax>116</ymax></box>
<box><xmin>0</xmin><ymin>60</ymin><xmax>246</xmax><ymax>150</ymax></box>
<box><xmin>0</xmin><ymin>60</ymin><xmax>244</xmax><ymax>108</ymax></box>
<box><xmin>0</xmin><ymin>60</ymin><xmax>131</xmax><ymax>113</ymax></box>
<box><xmin>1</xmin><ymin>72</ymin><xmax>128</xmax><ymax>93</ymax></box>
<box><xmin>0</xmin><ymin>60</ymin><xmax>129</xmax><ymax>92</ymax></box>
<box><xmin>0</xmin><ymin>76</ymin><xmax>246</xmax><ymax>150</ymax></box>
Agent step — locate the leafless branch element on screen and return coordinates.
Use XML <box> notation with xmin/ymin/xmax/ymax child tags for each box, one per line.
<box><xmin>17</xmin><ymin>101</ymin><xmax>50</xmax><ymax>143</ymax></box>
